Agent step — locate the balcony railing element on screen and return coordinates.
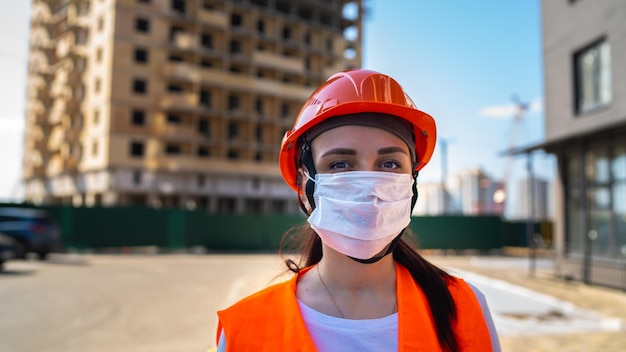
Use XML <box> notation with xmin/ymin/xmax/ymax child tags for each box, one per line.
<box><xmin>199</xmin><ymin>9</ymin><xmax>228</xmax><ymax>27</ymax></box>
<box><xmin>252</xmin><ymin>50</ymin><xmax>304</xmax><ymax>73</ymax></box>
<box><xmin>159</xmin><ymin>92</ymin><xmax>199</xmax><ymax>109</ymax></box>
<box><xmin>161</xmin><ymin>62</ymin><xmax>200</xmax><ymax>83</ymax></box>
<box><xmin>158</xmin><ymin>155</ymin><xmax>198</xmax><ymax>171</ymax></box>
<box><xmin>152</xmin><ymin>123</ymin><xmax>198</xmax><ymax>138</ymax></box>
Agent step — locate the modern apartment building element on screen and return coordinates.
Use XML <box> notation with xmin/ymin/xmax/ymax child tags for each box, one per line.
<box><xmin>23</xmin><ymin>0</ymin><xmax>363</xmax><ymax>214</ymax></box>
<box><xmin>529</xmin><ymin>0</ymin><xmax>626</xmax><ymax>289</ymax></box>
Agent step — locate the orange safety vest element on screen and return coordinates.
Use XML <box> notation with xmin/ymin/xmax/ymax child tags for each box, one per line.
<box><xmin>217</xmin><ymin>262</ymin><xmax>493</xmax><ymax>351</ymax></box>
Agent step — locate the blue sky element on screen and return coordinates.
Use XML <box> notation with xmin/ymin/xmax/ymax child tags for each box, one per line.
<box><xmin>0</xmin><ymin>0</ymin><xmax>554</xmax><ymax>213</ymax></box>
<box><xmin>362</xmin><ymin>0</ymin><xmax>552</xmax><ymax>184</ymax></box>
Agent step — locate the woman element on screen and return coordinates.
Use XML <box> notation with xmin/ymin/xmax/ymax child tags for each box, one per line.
<box><xmin>216</xmin><ymin>69</ymin><xmax>501</xmax><ymax>351</ymax></box>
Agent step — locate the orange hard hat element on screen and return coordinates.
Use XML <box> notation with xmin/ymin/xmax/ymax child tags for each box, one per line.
<box><xmin>279</xmin><ymin>68</ymin><xmax>437</xmax><ymax>191</ymax></box>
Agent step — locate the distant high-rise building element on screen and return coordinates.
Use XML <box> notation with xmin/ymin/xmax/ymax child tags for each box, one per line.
<box><xmin>413</xmin><ymin>168</ymin><xmax>504</xmax><ymax>216</ymax></box>
<box><xmin>516</xmin><ymin>177</ymin><xmax>549</xmax><ymax>220</ymax></box>
<box><xmin>23</xmin><ymin>0</ymin><xmax>363</xmax><ymax>213</ymax></box>
<box><xmin>458</xmin><ymin>168</ymin><xmax>504</xmax><ymax>216</ymax></box>
<box><xmin>413</xmin><ymin>183</ymin><xmax>445</xmax><ymax>216</ymax></box>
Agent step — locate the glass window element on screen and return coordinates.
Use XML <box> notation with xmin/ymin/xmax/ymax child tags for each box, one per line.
<box><xmin>166</xmin><ymin>114</ymin><xmax>182</xmax><ymax>124</ymax></box>
<box><xmin>198</xmin><ymin>119</ymin><xmax>210</xmax><ymax>135</ymax></box>
<box><xmin>227</xmin><ymin>150</ymin><xmax>239</xmax><ymax>160</ymax></box>
<box><xmin>231</xmin><ymin>13</ymin><xmax>242</xmax><ymax>27</ymax></box>
<box><xmin>167</xmin><ymin>84</ymin><xmax>184</xmax><ymax>93</ymax></box>
<box><xmin>281</xmin><ymin>103</ymin><xmax>290</xmax><ymax>118</ymax></box>
<box><xmin>574</xmin><ymin>39</ymin><xmax>611</xmax><ymax>114</ymax></box>
<box><xmin>130</xmin><ymin>142</ymin><xmax>145</xmax><ymax>157</ymax></box>
<box><xmin>132</xmin><ymin>79</ymin><xmax>147</xmax><ymax>94</ymax></box>
<box><xmin>165</xmin><ymin>144</ymin><xmax>181</xmax><ymax>155</ymax></box>
<box><xmin>134</xmin><ymin>48</ymin><xmax>148</xmax><ymax>63</ymax></box>
<box><xmin>614</xmin><ymin>183</ymin><xmax>626</xmax><ymax>258</ymax></box>
<box><xmin>135</xmin><ymin>18</ymin><xmax>150</xmax><ymax>33</ymax></box>
<box><xmin>614</xmin><ymin>145</ymin><xmax>626</xmax><ymax>257</ymax></box>
<box><xmin>228</xmin><ymin>122</ymin><xmax>239</xmax><ymax>138</ymax></box>
<box><xmin>132</xmin><ymin>110</ymin><xmax>145</xmax><ymax>125</ymax></box>
<box><xmin>201</xmin><ymin>33</ymin><xmax>213</xmax><ymax>49</ymax></box>
<box><xmin>172</xmin><ymin>0</ymin><xmax>186</xmax><ymax>13</ymax></box>
<box><xmin>566</xmin><ymin>153</ymin><xmax>584</xmax><ymax>255</ymax></box>
<box><xmin>197</xmin><ymin>146</ymin><xmax>210</xmax><ymax>157</ymax></box>
<box><xmin>590</xmin><ymin>187</ymin><xmax>611</xmax><ymax>210</ymax></box>
<box><xmin>613</xmin><ymin>145</ymin><xmax>626</xmax><ymax>181</ymax></box>
<box><xmin>589</xmin><ymin>209</ymin><xmax>611</xmax><ymax>256</ymax></box>
<box><xmin>200</xmin><ymin>91</ymin><xmax>211</xmax><ymax>107</ymax></box>
<box><xmin>230</xmin><ymin>40</ymin><xmax>241</xmax><ymax>54</ymax></box>
<box><xmin>587</xmin><ymin>145</ymin><xmax>610</xmax><ymax>184</ymax></box>
<box><xmin>228</xmin><ymin>95</ymin><xmax>240</xmax><ymax>110</ymax></box>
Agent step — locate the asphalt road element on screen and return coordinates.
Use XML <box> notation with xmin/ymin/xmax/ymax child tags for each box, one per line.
<box><xmin>3</xmin><ymin>253</ymin><xmax>625</xmax><ymax>352</ymax></box>
<box><xmin>0</xmin><ymin>254</ymin><xmax>290</xmax><ymax>352</ymax></box>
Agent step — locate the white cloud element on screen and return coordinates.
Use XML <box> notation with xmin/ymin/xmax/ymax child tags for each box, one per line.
<box><xmin>480</xmin><ymin>97</ymin><xmax>543</xmax><ymax>119</ymax></box>
<box><xmin>529</xmin><ymin>98</ymin><xmax>543</xmax><ymax>113</ymax></box>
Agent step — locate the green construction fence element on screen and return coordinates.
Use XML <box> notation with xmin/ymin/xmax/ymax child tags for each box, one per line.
<box><xmin>1</xmin><ymin>203</ymin><xmax>547</xmax><ymax>252</ymax></box>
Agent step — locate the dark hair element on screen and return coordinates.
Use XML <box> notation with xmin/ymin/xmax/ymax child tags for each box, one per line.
<box><xmin>280</xmin><ymin>224</ymin><xmax>460</xmax><ymax>352</ymax></box>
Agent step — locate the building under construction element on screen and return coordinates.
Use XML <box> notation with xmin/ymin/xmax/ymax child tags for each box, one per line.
<box><xmin>23</xmin><ymin>0</ymin><xmax>363</xmax><ymax>213</ymax></box>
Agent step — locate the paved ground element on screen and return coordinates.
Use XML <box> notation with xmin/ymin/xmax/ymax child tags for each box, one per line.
<box><xmin>427</xmin><ymin>253</ymin><xmax>626</xmax><ymax>352</ymax></box>
<box><xmin>1</xmin><ymin>252</ymin><xmax>625</xmax><ymax>352</ymax></box>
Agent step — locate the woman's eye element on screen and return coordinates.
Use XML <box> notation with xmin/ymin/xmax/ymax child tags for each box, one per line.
<box><xmin>380</xmin><ymin>160</ymin><xmax>400</xmax><ymax>169</ymax></box>
<box><xmin>329</xmin><ymin>161</ymin><xmax>351</xmax><ymax>170</ymax></box>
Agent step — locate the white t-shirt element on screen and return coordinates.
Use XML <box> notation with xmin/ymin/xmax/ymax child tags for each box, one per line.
<box><xmin>217</xmin><ymin>283</ymin><xmax>501</xmax><ymax>352</ymax></box>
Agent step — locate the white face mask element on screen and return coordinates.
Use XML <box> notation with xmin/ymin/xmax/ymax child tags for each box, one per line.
<box><xmin>306</xmin><ymin>171</ymin><xmax>414</xmax><ymax>260</ymax></box>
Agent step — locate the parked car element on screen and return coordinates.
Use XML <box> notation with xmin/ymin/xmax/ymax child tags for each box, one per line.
<box><xmin>0</xmin><ymin>233</ymin><xmax>18</xmax><ymax>270</ymax></box>
<box><xmin>0</xmin><ymin>207</ymin><xmax>62</xmax><ymax>260</ymax></box>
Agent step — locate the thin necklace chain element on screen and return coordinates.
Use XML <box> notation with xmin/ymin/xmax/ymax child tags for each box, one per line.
<box><xmin>315</xmin><ymin>264</ymin><xmax>397</xmax><ymax>319</ymax></box>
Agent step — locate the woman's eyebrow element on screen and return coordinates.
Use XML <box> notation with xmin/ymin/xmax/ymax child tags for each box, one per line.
<box><xmin>378</xmin><ymin>146</ymin><xmax>408</xmax><ymax>155</ymax></box>
<box><xmin>320</xmin><ymin>148</ymin><xmax>357</xmax><ymax>157</ymax></box>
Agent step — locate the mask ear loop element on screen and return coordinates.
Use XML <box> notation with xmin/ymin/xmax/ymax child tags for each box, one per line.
<box><xmin>411</xmin><ymin>170</ymin><xmax>419</xmax><ymax>211</ymax></box>
<box><xmin>349</xmin><ymin>230</ymin><xmax>405</xmax><ymax>264</ymax></box>
<box><xmin>297</xmin><ymin>141</ymin><xmax>317</xmax><ymax>215</ymax></box>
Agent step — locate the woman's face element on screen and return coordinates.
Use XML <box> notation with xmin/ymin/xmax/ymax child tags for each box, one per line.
<box><xmin>310</xmin><ymin>125</ymin><xmax>413</xmax><ymax>175</ymax></box>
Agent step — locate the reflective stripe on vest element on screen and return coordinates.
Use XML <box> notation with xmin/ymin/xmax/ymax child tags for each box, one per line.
<box><xmin>217</xmin><ymin>262</ymin><xmax>493</xmax><ymax>351</ymax></box>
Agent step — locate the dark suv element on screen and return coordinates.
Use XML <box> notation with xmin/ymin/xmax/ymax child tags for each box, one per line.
<box><xmin>0</xmin><ymin>207</ymin><xmax>62</xmax><ymax>260</ymax></box>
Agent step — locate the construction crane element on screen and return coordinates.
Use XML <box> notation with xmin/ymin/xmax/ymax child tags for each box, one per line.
<box><xmin>494</xmin><ymin>96</ymin><xmax>528</xmax><ymax>215</ymax></box>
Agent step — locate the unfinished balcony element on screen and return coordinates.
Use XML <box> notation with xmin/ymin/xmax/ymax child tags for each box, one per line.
<box><xmin>159</xmin><ymin>92</ymin><xmax>199</xmax><ymax>110</ymax></box>
<box><xmin>152</xmin><ymin>121</ymin><xmax>198</xmax><ymax>139</ymax></box>
<box><xmin>161</xmin><ymin>62</ymin><xmax>201</xmax><ymax>84</ymax></box>
<box><xmin>199</xmin><ymin>8</ymin><xmax>229</xmax><ymax>28</ymax></box>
